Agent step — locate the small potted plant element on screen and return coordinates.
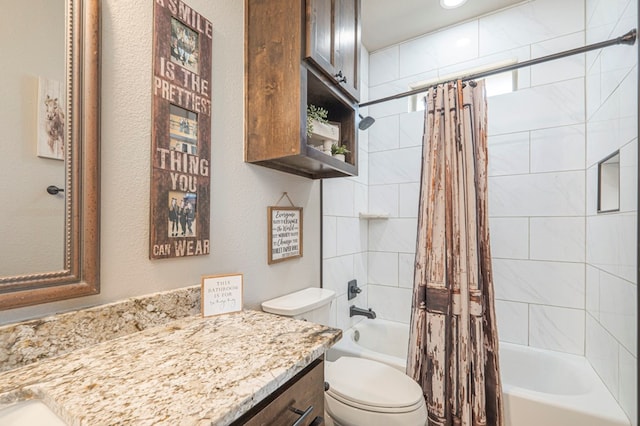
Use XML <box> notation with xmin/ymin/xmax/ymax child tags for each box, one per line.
<box><xmin>307</xmin><ymin>104</ymin><xmax>339</xmax><ymax>152</ymax></box>
<box><xmin>331</xmin><ymin>144</ymin><xmax>350</xmax><ymax>161</ymax></box>
<box><xmin>306</xmin><ymin>104</ymin><xmax>329</xmax><ymax>138</ymax></box>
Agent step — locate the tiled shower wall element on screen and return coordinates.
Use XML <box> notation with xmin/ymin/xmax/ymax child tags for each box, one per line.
<box><xmin>322</xmin><ymin>48</ymin><xmax>371</xmax><ymax>331</ymax></box>
<box><xmin>322</xmin><ymin>0</ymin><xmax>637</xmax><ymax>422</ymax></box>
<box><xmin>585</xmin><ymin>0</ymin><xmax>637</xmax><ymax>422</ymax></box>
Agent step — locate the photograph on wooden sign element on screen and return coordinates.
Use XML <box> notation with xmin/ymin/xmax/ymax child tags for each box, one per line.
<box><xmin>169</xmin><ymin>104</ymin><xmax>198</xmax><ymax>155</ymax></box>
<box><xmin>170</xmin><ymin>18</ymin><xmax>199</xmax><ymax>74</ymax></box>
<box><xmin>37</xmin><ymin>77</ymin><xmax>65</xmax><ymax>160</ymax></box>
<box><xmin>168</xmin><ymin>190</ymin><xmax>197</xmax><ymax>238</ymax></box>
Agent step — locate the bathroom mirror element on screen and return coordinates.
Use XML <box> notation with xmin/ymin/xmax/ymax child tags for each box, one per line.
<box><xmin>0</xmin><ymin>0</ymin><xmax>100</xmax><ymax>309</ymax></box>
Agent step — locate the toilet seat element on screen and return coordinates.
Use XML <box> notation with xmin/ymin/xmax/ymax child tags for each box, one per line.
<box><xmin>325</xmin><ymin>357</ymin><xmax>425</xmax><ymax>414</ymax></box>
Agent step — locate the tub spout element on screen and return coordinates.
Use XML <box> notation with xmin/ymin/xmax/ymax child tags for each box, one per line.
<box><xmin>350</xmin><ymin>305</ymin><xmax>376</xmax><ymax>319</ymax></box>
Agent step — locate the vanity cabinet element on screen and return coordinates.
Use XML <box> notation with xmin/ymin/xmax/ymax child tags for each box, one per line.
<box><xmin>245</xmin><ymin>0</ymin><xmax>360</xmax><ymax>179</ymax></box>
<box><xmin>305</xmin><ymin>0</ymin><xmax>361</xmax><ymax>101</ymax></box>
<box><xmin>233</xmin><ymin>358</ymin><xmax>325</xmax><ymax>426</ymax></box>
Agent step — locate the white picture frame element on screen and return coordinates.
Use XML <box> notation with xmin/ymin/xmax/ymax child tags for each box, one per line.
<box><xmin>201</xmin><ymin>273</ymin><xmax>243</xmax><ymax>317</ymax></box>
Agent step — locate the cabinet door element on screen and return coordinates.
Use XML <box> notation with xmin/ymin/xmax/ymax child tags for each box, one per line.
<box><xmin>242</xmin><ymin>360</ymin><xmax>325</xmax><ymax>426</ymax></box>
<box><xmin>306</xmin><ymin>0</ymin><xmax>360</xmax><ymax>102</ymax></box>
<box><xmin>335</xmin><ymin>0</ymin><xmax>360</xmax><ymax>101</ymax></box>
<box><xmin>306</xmin><ymin>0</ymin><xmax>337</xmax><ymax>76</ymax></box>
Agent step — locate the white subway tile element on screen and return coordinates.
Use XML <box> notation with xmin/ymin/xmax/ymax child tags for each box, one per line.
<box><xmin>489</xmin><ymin>171</ymin><xmax>585</xmax><ymax>217</ymax></box>
<box><xmin>369</xmin><ymin>218</ymin><xmax>418</xmax><ymax>253</ymax></box>
<box><xmin>369</xmin><ymin>184</ymin><xmax>399</xmax><ymax>217</ymax></box>
<box><xmin>530</xmin><ymin>125</ymin><xmax>586</xmax><ymax>173</ymax></box>
<box><xmin>322</xmin><ymin>216</ymin><xmax>337</xmax><ymax>259</ymax></box>
<box><xmin>530</xmin><ymin>217</ymin><xmax>586</xmax><ymax>262</ymax></box>
<box><xmin>488</xmin><ymin>78</ymin><xmax>585</xmax><ymax>136</ymax></box>
<box><xmin>586</xmin><ymin>265</ymin><xmax>600</xmax><ymax>320</ymax></box>
<box><xmin>587</xmin><ymin>0</ymin><xmax>629</xmax><ymax>39</ymax></box>
<box><xmin>399</xmin><ymin>183</ymin><xmax>420</xmax><ymax>218</ymax></box>
<box><xmin>354</xmin><ymin>182</ymin><xmax>368</xmax><ymax>216</ymax></box>
<box><xmin>399</xmin><ymin>111</ymin><xmax>425</xmax><ymax>148</ymax></box>
<box><xmin>353</xmin><ymin>253</ymin><xmax>368</xmax><ymax>291</ymax></box>
<box><xmin>586</xmin><ymin>315</ymin><xmax>620</xmax><ymax>398</ymax></box>
<box><xmin>586</xmin><ymin>165</ymin><xmax>599</xmax><ymax>216</ymax></box>
<box><xmin>369</xmin><ymin>147</ymin><xmax>422</xmax><ymax>185</ymax></box>
<box><xmin>586</xmin><ymin>213</ymin><xmax>637</xmax><ymax>284</ymax></box>
<box><xmin>619</xmin><ymin>345</ymin><xmax>638</xmax><ymax>426</ymax></box>
<box><xmin>530</xmin><ymin>32</ymin><xmax>585</xmax><ymax>86</ymax></box>
<box><xmin>479</xmin><ymin>0</ymin><xmax>584</xmax><ymax>56</ymax></box>
<box><xmin>368</xmin><ymin>252</ymin><xmax>399</xmax><ymax>286</ymax></box>
<box><xmin>398</xmin><ymin>253</ymin><xmax>415</xmax><ymax>289</ymax></box>
<box><xmin>599</xmin><ymin>271</ymin><xmax>637</xmax><ymax>356</ymax></box>
<box><xmin>369</xmin><ymin>115</ymin><xmax>400</xmax><ymax>153</ymax></box>
<box><xmin>488</xmin><ymin>217</ymin><xmax>529</xmax><ymax>260</ymax></box>
<box><xmin>399</xmin><ymin>21</ymin><xmax>479</xmax><ymax>78</ymax></box>
<box><xmin>323</xmin><ymin>178</ymin><xmax>354</xmax><ymax>216</ymax></box>
<box><xmin>487</xmin><ymin>133</ymin><xmax>530</xmax><ymax>176</ymax></box>
<box><xmin>323</xmin><ymin>255</ymin><xmax>355</xmax><ymax>296</ymax></box>
<box><xmin>367</xmin><ymin>285</ymin><xmax>412</xmax><ymax>324</ymax></box>
<box><xmin>369</xmin><ymin>46</ymin><xmax>399</xmax><ymax>86</ymax></box>
<box><xmin>529</xmin><ymin>305</ymin><xmax>585</xmax><ymax>355</ymax></box>
<box><xmin>586</xmin><ymin>56</ymin><xmax>602</xmax><ymax>119</ymax></box>
<box><xmin>336</xmin><ymin>217</ymin><xmax>362</xmax><ymax>256</ymax></box>
<box><xmin>493</xmin><ymin>259</ymin><xmax>585</xmax><ymax>309</ymax></box>
<box><xmin>619</xmin><ymin>139</ymin><xmax>637</xmax><ymax>213</ymax></box>
<box><xmin>495</xmin><ymin>300</ymin><xmax>529</xmax><ymax>345</ymax></box>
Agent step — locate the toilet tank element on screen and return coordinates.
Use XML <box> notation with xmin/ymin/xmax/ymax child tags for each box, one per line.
<box><xmin>261</xmin><ymin>287</ymin><xmax>335</xmax><ymax>324</ymax></box>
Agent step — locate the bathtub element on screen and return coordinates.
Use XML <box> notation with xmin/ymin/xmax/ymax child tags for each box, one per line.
<box><xmin>326</xmin><ymin>318</ymin><xmax>631</xmax><ymax>426</ymax></box>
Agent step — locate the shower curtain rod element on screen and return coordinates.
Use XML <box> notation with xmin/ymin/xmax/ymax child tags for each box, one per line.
<box><xmin>359</xmin><ymin>28</ymin><xmax>637</xmax><ymax>108</ymax></box>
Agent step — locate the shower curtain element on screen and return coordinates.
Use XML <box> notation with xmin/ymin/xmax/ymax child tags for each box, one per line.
<box><xmin>407</xmin><ymin>80</ymin><xmax>503</xmax><ymax>426</ymax></box>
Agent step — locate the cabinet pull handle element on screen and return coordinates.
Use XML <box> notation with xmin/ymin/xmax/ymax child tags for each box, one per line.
<box><xmin>289</xmin><ymin>405</ymin><xmax>314</xmax><ymax>426</ymax></box>
<box><xmin>46</xmin><ymin>185</ymin><xmax>65</xmax><ymax>195</ymax></box>
<box><xmin>334</xmin><ymin>71</ymin><xmax>347</xmax><ymax>84</ymax></box>
<box><xmin>309</xmin><ymin>415</ymin><xmax>324</xmax><ymax>425</ymax></box>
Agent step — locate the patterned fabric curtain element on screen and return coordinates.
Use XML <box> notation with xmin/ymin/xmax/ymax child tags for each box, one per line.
<box><xmin>407</xmin><ymin>80</ymin><xmax>504</xmax><ymax>426</ymax></box>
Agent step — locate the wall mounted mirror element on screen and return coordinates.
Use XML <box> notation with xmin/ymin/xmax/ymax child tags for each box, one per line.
<box><xmin>0</xmin><ymin>0</ymin><xmax>100</xmax><ymax>309</ymax></box>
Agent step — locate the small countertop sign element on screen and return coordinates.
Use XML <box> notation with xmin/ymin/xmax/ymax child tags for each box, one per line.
<box><xmin>201</xmin><ymin>274</ymin><xmax>243</xmax><ymax>317</ymax></box>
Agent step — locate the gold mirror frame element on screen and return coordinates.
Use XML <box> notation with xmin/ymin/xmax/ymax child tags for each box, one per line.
<box><xmin>0</xmin><ymin>0</ymin><xmax>100</xmax><ymax>310</ymax></box>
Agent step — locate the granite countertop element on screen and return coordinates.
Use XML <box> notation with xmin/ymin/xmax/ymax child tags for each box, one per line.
<box><xmin>0</xmin><ymin>310</ymin><xmax>342</xmax><ymax>425</ymax></box>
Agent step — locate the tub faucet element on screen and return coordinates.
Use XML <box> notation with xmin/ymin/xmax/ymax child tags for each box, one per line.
<box><xmin>350</xmin><ymin>305</ymin><xmax>376</xmax><ymax>319</ymax></box>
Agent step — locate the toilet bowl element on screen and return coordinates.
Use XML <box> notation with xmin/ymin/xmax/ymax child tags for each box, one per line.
<box><xmin>261</xmin><ymin>288</ymin><xmax>427</xmax><ymax>426</ymax></box>
<box><xmin>324</xmin><ymin>357</ymin><xmax>427</xmax><ymax>426</ymax></box>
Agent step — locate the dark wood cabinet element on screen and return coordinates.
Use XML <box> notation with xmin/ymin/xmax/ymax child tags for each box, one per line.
<box><xmin>245</xmin><ymin>0</ymin><xmax>359</xmax><ymax>179</ymax></box>
<box><xmin>305</xmin><ymin>0</ymin><xmax>361</xmax><ymax>101</ymax></box>
<box><xmin>233</xmin><ymin>359</ymin><xmax>325</xmax><ymax>426</ymax></box>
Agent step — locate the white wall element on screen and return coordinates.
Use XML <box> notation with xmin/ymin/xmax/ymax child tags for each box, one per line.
<box><xmin>325</xmin><ymin>0</ymin><xmax>636</xmax><ymax>422</ymax></box>
<box><xmin>1</xmin><ymin>0</ymin><xmax>321</xmax><ymax>324</ymax></box>
<box><xmin>585</xmin><ymin>0</ymin><xmax>637</xmax><ymax>423</ymax></box>
<box><xmin>0</xmin><ymin>0</ymin><xmax>66</xmax><ymax>277</ymax></box>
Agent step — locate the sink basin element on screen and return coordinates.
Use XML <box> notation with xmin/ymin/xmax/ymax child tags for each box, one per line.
<box><xmin>0</xmin><ymin>400</ymin><xmax>66</xmax><ymax>425</ymax></box>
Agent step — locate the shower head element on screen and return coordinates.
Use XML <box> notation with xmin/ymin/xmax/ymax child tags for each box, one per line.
<box><xmin>358</xmin><ymin>114</ymin><xmax>376</xmax><ymax>131</ymax></box>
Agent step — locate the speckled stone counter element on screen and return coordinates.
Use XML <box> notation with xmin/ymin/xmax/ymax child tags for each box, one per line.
<box><xmin>0</xmin><ymin>310</ymin><xmax>342</xmax><ymax>425</ymax></box>
<box><xmin>0</xmin><ymin>286</ymin><xmax>202</xmax><ymax>372</ymax></box>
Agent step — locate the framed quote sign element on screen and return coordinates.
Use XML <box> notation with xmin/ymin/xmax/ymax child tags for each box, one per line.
<box><xmin>268</xmin><ymin>205</ymin><xmax>303</xmax><ymax>264</ymax></box>
<box><xmin>201</xmin><ymin>274</ymin><xmax>243</xmax><ymax>317</ymax></box>
<box><xmin>149</xmin><ymin>0</ymin><xmax>212</xmax><ymax>259</ymax></box>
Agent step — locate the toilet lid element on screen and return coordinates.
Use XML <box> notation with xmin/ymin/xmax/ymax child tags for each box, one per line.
<box><xmin>325</xmin><ymin>357</ymin><xmax>424</xmax><ymax>410</ymax></box>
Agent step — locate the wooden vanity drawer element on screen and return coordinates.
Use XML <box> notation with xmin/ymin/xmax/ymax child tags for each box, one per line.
<box><xmin>237</xmin><ymin>358</ymin><xmax>325</xmax><ymax>426</ymax></box>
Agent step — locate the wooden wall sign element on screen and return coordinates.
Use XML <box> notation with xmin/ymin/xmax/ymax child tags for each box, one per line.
<box><xmin>150</xmin><ymin>0</ymin><xmax>212</xmax><ymax>259</ymax></box>
<box><xmin>268</xmin><ymin>194</ymin><xmax>303</xmax><ymax>264</ymax></box>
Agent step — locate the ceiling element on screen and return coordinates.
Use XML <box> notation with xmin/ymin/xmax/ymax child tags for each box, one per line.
<box><xmin>361</xmin><ymin>0</ymin><xmax>525</xmax><ymax>52</ymax></box>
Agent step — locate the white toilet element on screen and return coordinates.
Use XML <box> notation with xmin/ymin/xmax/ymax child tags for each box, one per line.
<box><xmin>262</xmin><ymin>288</ymin><xmax>428</xmax><ymax>426</ymax></box>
